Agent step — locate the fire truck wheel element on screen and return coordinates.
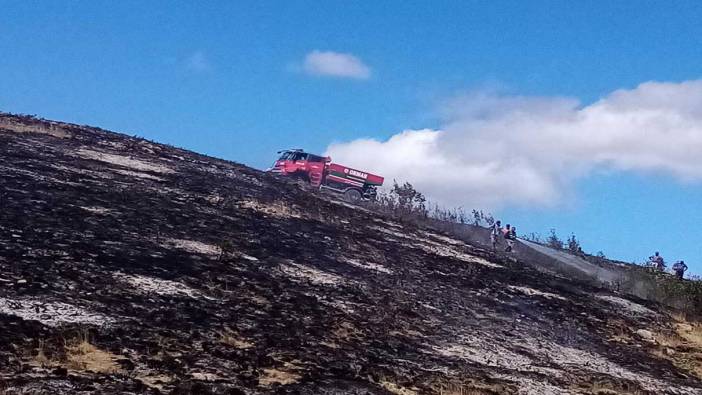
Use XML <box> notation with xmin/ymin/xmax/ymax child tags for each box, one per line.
<box><xmin>343</xmin><ymin>189</ymin><xmax>362</xmax><ymax>202</ymax></box>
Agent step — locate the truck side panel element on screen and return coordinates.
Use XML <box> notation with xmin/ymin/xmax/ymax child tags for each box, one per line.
<box><xmin>326</xmin><ymin>163</ymin><xmax>384</xmax><ymax>187</ymax></box>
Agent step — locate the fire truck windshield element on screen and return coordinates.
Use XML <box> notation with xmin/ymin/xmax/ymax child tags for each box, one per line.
<box><xmin>278</xmin><ymin>151</ymin><xmax>324</xmax><ymax>162</ymax></box>
<box><xmin>278</xmin><ymin>151</ymin><xmax>305</xmax><ymax>160</ymax></box>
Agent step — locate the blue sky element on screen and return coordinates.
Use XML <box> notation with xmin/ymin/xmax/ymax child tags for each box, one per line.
<box><xmin>2</xmin><ymin>1</ymin><xmax>701</xmax><ymax>273</ymax></box>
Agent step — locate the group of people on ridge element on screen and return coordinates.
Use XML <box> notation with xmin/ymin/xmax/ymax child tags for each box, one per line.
<box><xmin>648</xmin><ymin>251</ymin><xmax>688</xmax><ymax>280</ymax></box>
<box><xmin>490</xmin><ymin>220</ymin><xmax>517</xmax><ymax>252</ymax></box>
<box><xmin>487</xmin><ymin>225</ymin><xmax>690</xmax><ymax>279</ymax></box>
<box><xmin>488</xmin><ymin>223</ymin><xmax>690</xmax><ymax>279</ymax></box>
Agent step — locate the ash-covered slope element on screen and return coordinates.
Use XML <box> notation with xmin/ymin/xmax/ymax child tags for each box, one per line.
<box><xmin>0</xmin><ymin>114</ymin><xmax>701</xmax><ymax>395</ymax></box>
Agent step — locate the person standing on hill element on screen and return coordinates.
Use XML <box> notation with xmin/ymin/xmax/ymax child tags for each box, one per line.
<box><xmin>672</xmin><ymin>260</ymin><xmax>688</xmax><ymax>280</ymax></box>
<box><xmin>650</xmin><ymin>251</ymin><xmax>665</xmax><ymax>271</ymax></box>
<box><xmin>490</xmin><ymin>220</ymin><xmax>502</xmax><ymax>251</ymax></box>
<box><xmin>505</xmin><ymin>226</ymin><xmax>517</xmax><ymax>252</ymax></box>
<box><xmin>502</xmin><ymin>224</ymin><xmax>511</xmax><ymax>239</ymax></box>
<box><xmin>502</xmin><ymin>224</ymin><xmax>515</xmax><ymax>252</ymax></box>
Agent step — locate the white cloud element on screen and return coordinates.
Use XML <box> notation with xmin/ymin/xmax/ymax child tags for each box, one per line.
<box><xmin>302</xmin><ymin>50</ymin><xmax>371</xmax><ymax>79</ymax></box>
<box><xmin>325</xmin><ymin>80</ymin><xmax>702</xmax><ymax>209</ymax></box>
<box><xmin>185</xmin><ymin>51</ymin><xmax>211</xmax><ymax>72</ymax></box>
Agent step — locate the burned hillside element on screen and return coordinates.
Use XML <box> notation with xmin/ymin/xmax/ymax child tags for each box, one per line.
<box><xmin>1</xmin><ymin>114</ymin><xmax>701</xmax><ymax>394</ymax></box>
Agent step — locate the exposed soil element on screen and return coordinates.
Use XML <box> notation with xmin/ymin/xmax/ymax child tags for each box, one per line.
<box><xmin>1</xmin><ymin>114</ymin><xmax>701</xmax><ymax>394</ymax></box>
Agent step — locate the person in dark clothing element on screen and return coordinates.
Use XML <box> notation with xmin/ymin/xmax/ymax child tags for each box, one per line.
<box><xmin>504</xmin><ymin>225</ymin><xmax>517</xmax><ymax>252</ymax></box>
<box><xmin>672</xmin><ymin>260</ymin><xmax>688</xmax><ymax>280</ymax></box>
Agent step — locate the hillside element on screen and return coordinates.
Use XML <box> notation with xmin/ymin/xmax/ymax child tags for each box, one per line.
<box><xmin>1</xmin><ymin>113</ymin><xmax>701</xmax><ymax>394</ymax></box>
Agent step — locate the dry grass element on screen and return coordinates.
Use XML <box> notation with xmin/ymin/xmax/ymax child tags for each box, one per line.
<box><xmin>378</xmin><ymin>377</ymin><xmax>501</xmax><ymax>395</ymax></box>
<box><xmin>331</xmin><ymin>321</ymin><xmax>363</xmax><ymax>342</ymax></box>
<box><xmin>652</xmin><ymin>315</ymin><xmax>702</xmax><ymax>378</ymax></box>
<box><xmin>605</xmin><ymin>318</ymin><xmax>633</xmax><ymax>344</ymax></box>
<box><xmin>588</xmin><ymin>382</ymin><xmax>649</xmax><ymax>395</ymax></box>
<box><xmin>0</xmin><ymin>118</ymin><xmax>72</xmax><ymax>138</ymax></box>
<box><xmin>239</xmin><ymin>199</ymin><xmax>302</xmax><ymax>219</ymax></box>
<box><xmin>378</xmin><ymin>379</ymin><xmax>419</xmax><ymax>395</ymax></box>
<box><xmin>75</xmin><ymin>148</ymin><xmax>173</xmax><ymax>174</ymax></box>
<box><xmin>65</xmin><ymin>330</ymin><xmax>122</xmax><ymax>374</ymax></box>
<box><xmin>671</xmin><ymin>321</ymin><xmax>702</xmax><ymax>377</ymax></box>
<box><xmin>258</xmin><ymin>364</ymin><xmax>302</xmax><ymax>387</ymax></box>
<box><xmin>219</xmin><ymin>331</ymin><xmax>254</xmax><ymax>349</ymax></box>
<box><xmin>434</xmin><ymin>381</ymin><xmax>507</xmax><ymax>395</ymax></box>
<box><xmin>670</xmin><ymin>311</ymin><xmax>689</xmax><ymax>322</ymax></box>
<box><xmin>677</xmin><ymin>321</ymin><xmax>702</xmax><ymax>345</ymax></box>
<box><xmin>26</xmin><ymin>330</ymin><xmax>123</xmax><ymax>375</ymax></box>
<box><xmin>32</xmin><ymin>339</ymin><xmax>50</xmax><ymax>367</ymax></box>
<box><xmin>136</xmin><ymin>373</ymin><xmax>174</xmax><ymax>391</ymax></box>
<box><xmin>28</xmin><ymin>338</ymin><xmax>59</xmax><ymax>369</ymax></box>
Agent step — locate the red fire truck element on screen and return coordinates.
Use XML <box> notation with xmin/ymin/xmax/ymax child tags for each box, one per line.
<box><xmin>268</xmin><ymin>149</ymin><xmax>384</xmax><ymax>201</ymax></box>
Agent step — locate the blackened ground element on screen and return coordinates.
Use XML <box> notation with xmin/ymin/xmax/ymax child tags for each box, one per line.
<box><xmin>0</xmin><ymin>114</ymin><xmax>701</xmax><ymax>394</ymax></box>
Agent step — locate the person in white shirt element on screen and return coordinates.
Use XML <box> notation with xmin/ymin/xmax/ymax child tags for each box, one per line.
<box><xmin>490</xmin><ymin>220</ymin><xmax>502</xmax><ymax>251</ymax></box>
<box><xmin>649</xmin><ymin>251</ymin><xmax>665</xmax><ymax>271</ymax></box>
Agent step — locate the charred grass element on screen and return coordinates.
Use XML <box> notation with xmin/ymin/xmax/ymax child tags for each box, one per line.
<box><xmin>3</xmin><ymin>113</ymin><xmax>702</xmax><ymax>393</ymax></box>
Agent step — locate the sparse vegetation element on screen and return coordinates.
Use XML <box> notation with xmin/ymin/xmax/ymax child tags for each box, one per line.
<box><xmin>370</xmin><ymin>181</ymin><xmax>495</xmax><ymax>227</ymax></box>
<box><xmin>65</xmin><ymin>329</ymin><xmax>122</xmax><ymax>374</ymax></box>
<box><xmin>373</xmin><ymin>181</ymin><xmax>428</xmax><ymax>219</ymax></box>
<box><xmin>32</xmin><ymin>339</ymin><xmax>49</xmax><ymax>367</ymax></box>
<box><xmin>566</xmin><ymin>233</ymin><xmax>581</xmax><ymax>254</ymax></box>
<box><xmin>522</xmin><ymin>231</ymin><xmax>542</xmax><ymax>243</ymax></box>
<box><xmin>546</xmin><ymin>228</ymin><xmax>564</xmax><ymax>249</ymax></box>
<box><xmin>25</xmin><ymin>330</ymin><xmax>122</xmax><ymax>375</ymax></box>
